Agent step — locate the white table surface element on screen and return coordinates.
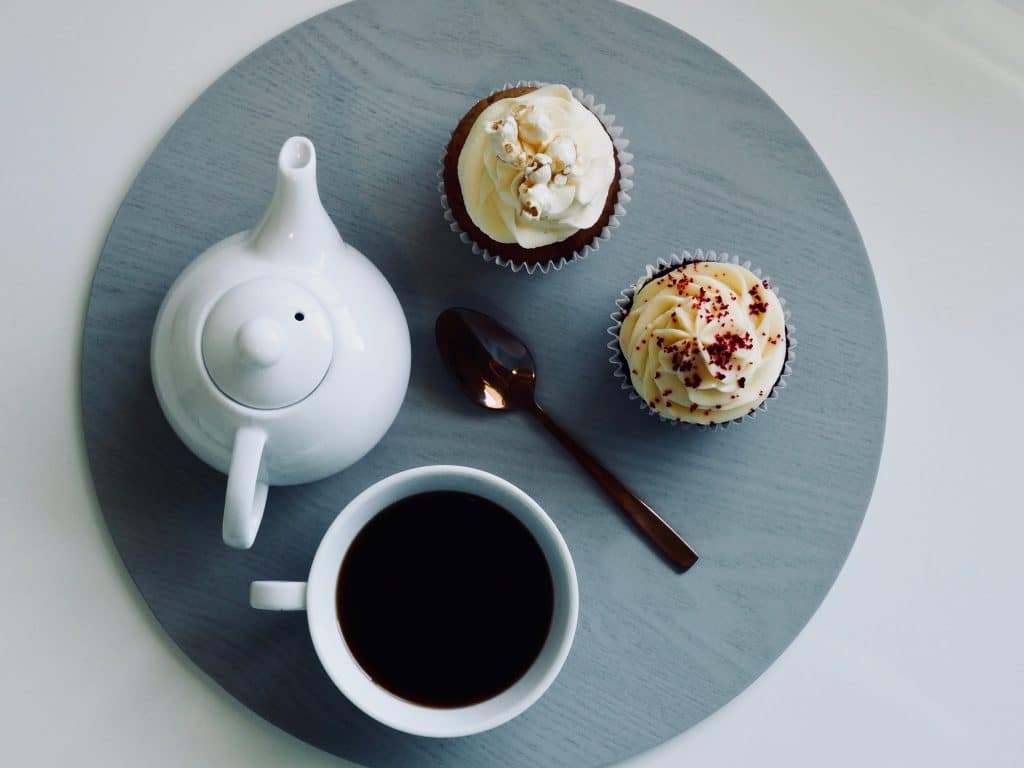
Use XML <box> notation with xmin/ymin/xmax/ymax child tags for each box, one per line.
<box><xmin>2</xmin><ymin>1</ymin><xmax>1022</xmax><ymax>765</ymax></box>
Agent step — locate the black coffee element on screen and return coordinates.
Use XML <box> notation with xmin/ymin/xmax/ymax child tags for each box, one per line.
<box><xmin>336</xmin><ymin>491</ymin><xmax>554</xmax><ymax>708</ymax></box>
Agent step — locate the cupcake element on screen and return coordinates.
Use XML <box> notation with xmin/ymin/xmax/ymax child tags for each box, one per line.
<box><xmin>610</xmin><ymin>252</ymin><xmax>791</xmax><ymax>426</ymax></box>
<box><xmin>440</xmin><ymin>83</ymin><xmax>632</xmax><ymax>273</ymax></box>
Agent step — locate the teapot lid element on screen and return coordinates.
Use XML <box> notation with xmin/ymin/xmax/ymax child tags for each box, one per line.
<box><xmin>201</xmin><ymin>277</ymin><xmax>333</xmax><ymax>410</ymax></box>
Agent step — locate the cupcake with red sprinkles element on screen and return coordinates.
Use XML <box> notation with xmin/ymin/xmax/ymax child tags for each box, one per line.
<box><xmin>608</xmin><ymin>250</ymin><xmax>793</xmax><ymax>427</ymax></box>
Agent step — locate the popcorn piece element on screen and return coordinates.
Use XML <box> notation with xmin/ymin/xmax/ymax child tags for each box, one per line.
<box><xmin>514</xmin><ymin>103</ymin><xmax>554</xmax><ymax>146</ymax></box>
<box><xmin>524</xmin><ymin>153</ymin><xmax>552</xmax><ymax>185</ymax></box>
<box><xmin>485</xmin><ymin>114</ymin><xmax>524</xmax><ymax>166</ymax></box>
<box><xmin>546</xmin><ymin>136</ymin><xmax>578</xmax><ymax>176</ymax></box>
<box><xmin>518</xmin><ymin>180</ymin><xmax>552</xmax><ymax>221</ymax></box>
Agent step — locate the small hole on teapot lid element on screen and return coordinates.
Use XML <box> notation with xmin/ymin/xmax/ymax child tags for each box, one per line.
<box><xmin>294</xmin><ymin>312</ymin><xmax>305</xmax><ymax>321</ymax></box>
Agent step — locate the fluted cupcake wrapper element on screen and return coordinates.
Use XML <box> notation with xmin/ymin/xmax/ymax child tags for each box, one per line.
<box><xmin>606</xmin><ymin>249</ymin><xmax>796</xmax><ymax>429</ymax></box>
<box><xmin>438</xmin><ymin>80</ymin><xmax>634</xmax><ymax>275</ymax></box>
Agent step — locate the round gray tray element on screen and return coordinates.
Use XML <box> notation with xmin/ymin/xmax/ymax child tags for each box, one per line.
<box><xmin>81</xmin><ymin>0</ymin><xmax>886</xmax><ymax>765</ymax></box>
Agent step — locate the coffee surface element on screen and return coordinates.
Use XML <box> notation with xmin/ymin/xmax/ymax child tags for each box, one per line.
<box><xmin>336</xmin><ymin>491</ymin><xmax>554</xmax><ymax>708</ymax></box>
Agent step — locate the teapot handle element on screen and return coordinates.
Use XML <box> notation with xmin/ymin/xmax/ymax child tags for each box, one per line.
<box><xmin>222</xmin><ymin>426</ymin><xmax>269</xmax><ymax>549</ymax></box>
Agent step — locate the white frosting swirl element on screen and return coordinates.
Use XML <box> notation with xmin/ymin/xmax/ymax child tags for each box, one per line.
<box><xmin>457</xmin><ymin>84</ymin><xmax>616</xmax><ymax>248</ymax></box>
<box><xmin>619</xmin><ymin>261</ymin><xmax>786</xmax><ymax>424</ymax></box>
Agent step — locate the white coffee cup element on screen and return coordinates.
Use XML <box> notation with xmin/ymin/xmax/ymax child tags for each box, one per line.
<box><xmin>250</xmin><ymin>465</ymin><xmax>579</xmax><ymax>738</ymax></box>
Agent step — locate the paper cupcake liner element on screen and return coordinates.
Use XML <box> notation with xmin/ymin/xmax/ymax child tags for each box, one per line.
<box><xmin>606</xmin><ymin>249</ymin><xmax>795</xmax><ymax>429</ymax></box>
<box><xmin>438</xmin><ymin>80</ymin><xmax>634</xmax><ymax>275</ymax></box>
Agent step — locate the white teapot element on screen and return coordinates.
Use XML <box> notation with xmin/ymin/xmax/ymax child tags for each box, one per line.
<box><xmin>151</xmin><ymin>137</ymin><xmax>410</xmax><ymax>549</ymax></box>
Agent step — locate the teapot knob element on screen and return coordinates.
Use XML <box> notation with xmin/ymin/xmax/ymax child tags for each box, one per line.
<box><xmin>236</xmin><ymin>318</ymin><xmax>284</xmax><ymax>368</ymax></box>
<box><xmin>200</xmin><ymin>277</ymin><xmax>333</xmax><ymax>410</ymax></box>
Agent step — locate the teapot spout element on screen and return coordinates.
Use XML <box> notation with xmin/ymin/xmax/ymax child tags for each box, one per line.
<box><xmin>250</xmin><ymin>136</ymin><xmax>343</xmax><ymax>262</ymax></box>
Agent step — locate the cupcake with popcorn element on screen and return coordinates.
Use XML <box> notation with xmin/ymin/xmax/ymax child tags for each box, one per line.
<box><xmin>440</xmin><ymin>83</ymin><xmax>633</xmax><ymax>274</ymax></box>
<box><xmin>609</xmin><ymin>250</ymin><xmax>793</xmax><ymax>427</ymax></box>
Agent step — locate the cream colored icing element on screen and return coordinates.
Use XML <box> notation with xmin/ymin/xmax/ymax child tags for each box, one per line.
<box><xmin>457</xmin><ymin>84</ymin><xmax>616</xmax><ymax>248</ymax></box>
<box><xmin>619</xmin><ymin>261</ymin><xmax>786</xmax><ymax>424</ymax></box>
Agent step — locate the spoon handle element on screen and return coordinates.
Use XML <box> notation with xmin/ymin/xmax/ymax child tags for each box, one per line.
<box><xmin>530</xmin><ymin>402</ymin><xmax>699</xmax><ymax>573</ymax></box>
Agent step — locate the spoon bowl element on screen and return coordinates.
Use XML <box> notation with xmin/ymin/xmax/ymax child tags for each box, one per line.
<box><xmin>435</xmin><ymin>308</ymin><xmax>537</xmax><ymax>410</ymax></box>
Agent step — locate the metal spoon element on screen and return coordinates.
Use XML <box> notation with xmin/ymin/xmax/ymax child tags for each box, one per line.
<box><xmin>435</xmin><ymin>307</ymin><xmax>698</xmax><ymax>573</ymax></box>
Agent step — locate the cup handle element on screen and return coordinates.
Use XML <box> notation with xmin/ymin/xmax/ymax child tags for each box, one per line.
<box><xmin>222</xmin><ymin>426</ymin><xmax>269</xmax><ymax>549</ymax></box>
<box><xmin>250</xmin><ymin>581</ymin><xmax>307</xmax><ymax>611</ymax></box>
